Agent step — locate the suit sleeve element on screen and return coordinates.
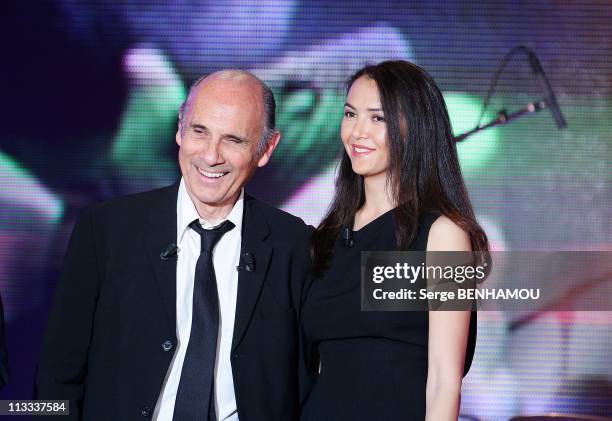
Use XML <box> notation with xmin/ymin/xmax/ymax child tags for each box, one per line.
<box><xmin>293</xmin><ymin>224</ymin><xmax>314</xmax><ymax>319</ymax></box>
<box><xmin>296</xmin><ymin>225</ymin><xmax>318</xmax><ymax>408</ymax></box>
<box><xmin>35</xmin><ymin>206</ymin><xmax>103</xmax><ymax>420</ymax></box>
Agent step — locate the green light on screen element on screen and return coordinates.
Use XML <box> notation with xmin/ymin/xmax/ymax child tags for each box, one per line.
<box><xmin>444</xmin><ymin>92</ymin><xmax>500</xmax><ymax>173</ymax></box>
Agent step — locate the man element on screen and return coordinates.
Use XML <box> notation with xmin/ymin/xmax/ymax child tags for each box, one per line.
<box><xmin>36</xmin><ymin>70</ymin><xmax>311</xmax><ymax>421</ymax></box>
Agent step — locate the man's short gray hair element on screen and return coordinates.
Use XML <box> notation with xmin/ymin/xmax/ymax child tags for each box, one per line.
<box><xmin>178</xmin><ymin>69</ymin><xmax>277</xmax><ymax>157</ymax></box>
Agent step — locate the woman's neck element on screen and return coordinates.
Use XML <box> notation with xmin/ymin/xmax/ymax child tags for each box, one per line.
<box><xmin>354</xmin><ymin>173</ymin><xmax>395</xmax><ymax>229</ymax></box>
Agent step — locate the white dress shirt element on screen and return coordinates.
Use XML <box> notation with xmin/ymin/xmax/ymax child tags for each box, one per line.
<box><xmin>153</xmin><ymin>179</ymin><xmax>242</xmax><ymax>421</ymax></box>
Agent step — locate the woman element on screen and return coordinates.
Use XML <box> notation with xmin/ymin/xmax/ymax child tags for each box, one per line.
<box><xmin>300</xmin><ymin>60</ymin><xmax>489</xmax><ymax>420</ymax></box>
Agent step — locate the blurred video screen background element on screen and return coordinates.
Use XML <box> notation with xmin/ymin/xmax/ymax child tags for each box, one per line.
<box><xmin>1</xmin><ymin>1</ymin><xmax>610</xmax><ymax>418</ymax></box>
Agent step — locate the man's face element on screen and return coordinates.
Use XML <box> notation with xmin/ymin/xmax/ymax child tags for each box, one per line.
<box><xmin>176</xmin><ymin>76</ymin><xmax>278</xmax><ymax>219</ymax></box>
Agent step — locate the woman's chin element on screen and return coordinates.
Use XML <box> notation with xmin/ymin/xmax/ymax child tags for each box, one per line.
<box><xmin>351</xmin><ymin>165</ymin><xmax>387</xmax><ymax>179</ymax></box>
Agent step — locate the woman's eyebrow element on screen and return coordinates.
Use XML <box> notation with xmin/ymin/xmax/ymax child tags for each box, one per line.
<box><xmin>344</xmin><ymin>102</ymin><xmax>383</xmax><ymax>112</ymax></box>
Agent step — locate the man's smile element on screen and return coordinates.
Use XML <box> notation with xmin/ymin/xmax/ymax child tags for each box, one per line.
<box><xmin>196</xmin><ymin>166</ymin><xmax>229</xmax><ymax>179</ymax></box>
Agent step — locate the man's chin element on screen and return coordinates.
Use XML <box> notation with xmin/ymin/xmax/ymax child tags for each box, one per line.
<box><xmin>193</xmin><ymin>190</ymin><xmax>240</xmax><ymax>209</ymax></box>
<box><xmin>189</xmin><ymin>174</ymin><xmax>230</xmax><ymax>195</ymax></box>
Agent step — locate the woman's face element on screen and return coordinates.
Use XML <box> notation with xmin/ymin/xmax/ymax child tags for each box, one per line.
<box><xmin>341</xmin><ymin>76</ymin><xmax>389</xmax><ymax>179</ymax></box>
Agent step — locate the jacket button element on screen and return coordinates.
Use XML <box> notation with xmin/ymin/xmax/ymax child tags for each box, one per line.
<box><xmin>232</xmin><ymin>353</ymin><xmax>239</xmax><ymax>359</ymax></box>
<box><xmin>161</xmin><ymin>340</ymin><xmax>173</xmax><ymax>352</ymax></box>
<box><xmin>141</xmin><ymin>406</ymin><xmax>152</xmax><ymax>417</ymax></box>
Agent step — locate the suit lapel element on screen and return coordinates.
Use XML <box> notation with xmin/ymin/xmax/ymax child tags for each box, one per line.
<box><xmin>143</xmin><ymin>183</ymin><xmax>180</xmax><ymax>326</ymax></box>
<box><xmin>232</xmin><ymin>195</ymin><xmax>272</xmax><ymax>352</ymax></box>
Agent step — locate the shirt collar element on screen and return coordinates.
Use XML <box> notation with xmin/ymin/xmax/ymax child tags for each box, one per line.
<box><xmin>177</xmin><ymin>178</ymin><xmax>244</xmax><ymax>244</ymax></box>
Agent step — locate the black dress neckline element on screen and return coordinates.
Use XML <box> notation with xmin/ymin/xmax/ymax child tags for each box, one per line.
<box><xmin>352</xmin><ymin>208</ymin><xmax>395</xmax><ymax>234</ymax></box>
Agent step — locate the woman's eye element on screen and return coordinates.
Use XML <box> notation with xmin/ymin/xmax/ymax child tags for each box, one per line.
<box><xmin>373</xmin><ymin>115</ymin><xmax>386</xmax><ymax>122</ymax></box>
<box><xmin>344</xmin><ymin>110</ymin><xmax>355</xmax><ymax>118</ymax></box>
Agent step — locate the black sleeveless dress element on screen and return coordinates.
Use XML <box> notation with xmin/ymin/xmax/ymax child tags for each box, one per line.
<box><xmin>300</xmin><ymin>210</ymin><xmax>476</xmax><ymax>421</ymax></box>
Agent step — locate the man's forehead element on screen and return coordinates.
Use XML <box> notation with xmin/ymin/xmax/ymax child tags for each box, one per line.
<box><xmin>188</xmin><ymin>92</ymin><xmax>261</xmax><ymax>121</ymax></box>
<box><xmin>186</xmin><ymin>77</ymin><xmax>263</xmax><ymax>114</ymax></box>
<box><xmin>197</xmin><ymin>73</ymin><xmax>262</xmax><ymax>99</ymax></box>
<box><xmin>184</xmin><ymin>85</ymin><xmax>263</xmax><ymax>136</ymax></box>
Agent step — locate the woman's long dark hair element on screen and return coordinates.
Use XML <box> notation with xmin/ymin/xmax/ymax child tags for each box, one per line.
<box><xmin>312</xmin><ymin>60</ymin><xmax>489</xmax><ymax>277</ymax></box>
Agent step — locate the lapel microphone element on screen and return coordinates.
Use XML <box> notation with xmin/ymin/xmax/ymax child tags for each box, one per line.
<box><xmin>236</xmin><ymin>252</ymin><xmax>256</xmax><ymax>272</ymax></box>
<box><xmin>342</xmin><ymin>226</ymin><xmax>354</xmax><ymax>248</ymax></box>
<box><xmin>160</xmin><ymin>243</ymin><xmax>179</xmax><ymax>260</ymax></box>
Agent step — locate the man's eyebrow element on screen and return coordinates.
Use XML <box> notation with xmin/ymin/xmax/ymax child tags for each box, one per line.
<box><xmin>189</xmin><ymin>123</ymin><xmax>249</xmax><ymax>143</ymax></box>
<box><xmin>223</xmin><ymin>133</ymin><xmax>249</xmax><ymax>143</ymax></box>
<box><xmin>190</xmin><ymin>123</ymin><xmax>208</xmax><ymax>131</ymax></box>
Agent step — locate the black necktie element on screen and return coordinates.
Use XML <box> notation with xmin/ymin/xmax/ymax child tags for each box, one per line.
<box><xmin>173</xmin><ymin>219</ymin><xmax>235</xmax><ymax>421</ymax></box>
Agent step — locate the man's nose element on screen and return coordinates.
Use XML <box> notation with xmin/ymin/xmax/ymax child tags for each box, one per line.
<box><xmin>202</xmin><ymin>139</ymin><xmax>224</xmax><ymax>165</ymax></box>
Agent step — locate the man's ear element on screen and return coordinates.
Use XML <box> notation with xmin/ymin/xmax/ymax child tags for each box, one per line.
<box><xmin>257</xmin><ymin>131</ymin><xmax>281</xmax><ymax>168</ymax></box>
<box><xmin>175</xmin><ymin>124</ymin><xmax>182</xmax><ymax>147</ymax></box>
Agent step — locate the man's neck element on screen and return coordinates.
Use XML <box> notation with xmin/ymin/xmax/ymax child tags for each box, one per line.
<box><xmin>188</xmin><ymin>192</ymin><xmax>241</xmax><ymax>225</ymax></box>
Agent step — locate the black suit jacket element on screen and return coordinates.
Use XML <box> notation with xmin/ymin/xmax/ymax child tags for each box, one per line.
<box><xmin>36</xmin><ymin>183</ymin><xmax>312</xmax><ymax>421</ymax></box>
